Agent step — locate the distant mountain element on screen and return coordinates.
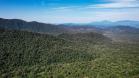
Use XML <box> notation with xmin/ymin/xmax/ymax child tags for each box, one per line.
<box><xmin>0</xmin><ymin>18</ymin><xmax>102</xmax><ymax>35</ymax></box>
<box><xmin>62</xmin><ymin>20</ymin><xmax>139</xmax><ymax>28</ymax></box>
<box><xmin>103</xmin><ymin>26</ymin><xmax>139</xmax><ymax>33</ymax></box>
<box><xmin>87</xmin><ymin>20</ymin><xmax>139</xmax><ymax>28</ymax></box>
<box><xmin>62</xmin><ymin>23</ymin><xmax>139</xmax><ymax>43</ymax></box>
<box><xmin>63</xmin><ymin>26</ymin><xmax>102</xmax><ymax>34</ymax></box>
<box><xmin>116</xmin><ymin>20</ymin><xmax>139</xmax><ymax>27</ymax></box>
<box><xmin>103</xmin><ymin>26</ymin><xmax>139</xmax><ymax>43</ymax></box>
<box><xmin>0</xmin><ymin>18</ymin><xmax>66</xmax><ymax>34</ymax></box>
<box><xmin>88</xmin><ymin>20</ymin><xmax>114</xmax><ymax>28</ymax></box>
<box><xmin>1</xmin><ymin>18</ymin><xmax>139</xmax><ymax>43</ymax></box>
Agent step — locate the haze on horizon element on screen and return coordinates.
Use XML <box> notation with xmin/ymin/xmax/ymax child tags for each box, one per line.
<box><xmin>0</xmin><ymin>0</ymin><xmax>139</xmax><ymax>24</ymax></box>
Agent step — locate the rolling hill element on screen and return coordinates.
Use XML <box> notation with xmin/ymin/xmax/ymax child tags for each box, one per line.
<box><xmin>1</xmin><ymin>18</ymin><xmax>139</xmax><ymax>44</ymax></box>
<box><xmin>0</xmin><ymin>18</ymin><xmax>66</xmax><ymax>34</ymax></box>
<box><xmin>103</xmin><ymin>26</ymin><xmax>139</xmax><ymax>43</ymax></box>
<box><xmin>0</xmin><ymin>28</ymin><xmax>139</xmax><ymax>78</ymax></box>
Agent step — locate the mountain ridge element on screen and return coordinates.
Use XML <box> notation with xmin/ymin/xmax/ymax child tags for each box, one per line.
<box><xmin>0</xmin><ymin>18</ymin><xmax>67</xmax><ymax>34</ymax></box>
<box><xmin>63</xmin><ymin>20</ymin><xmax>139</xmax><ymax>28</ymax></box>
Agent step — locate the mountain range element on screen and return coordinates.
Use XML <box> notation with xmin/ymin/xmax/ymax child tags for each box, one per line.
<box><xmin>0</xmin><ymin>18</ymin><xmax>67</xmax><ymax>34</ymax></box>
<box><xmin>1</xmin><ymin>18</ymin><xmax>139</xmax><ymax>77</ymax></box>
<box><xmin>0</xmin><ymin>18</ymin><xmax>139</xmax><ymax>43</ymax></box>
<box><xmin>64</xmin><ymin>20</ymin><xmax>139</xmax><ymax>28</ymax></box>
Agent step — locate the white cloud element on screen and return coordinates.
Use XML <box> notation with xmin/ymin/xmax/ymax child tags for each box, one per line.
<box><xmin>37</xmin><ymin>0</ymin><xmax>139</xmax><ymax>23</ymax></box>
<box><xmin>51</xmin><ymin>7</ymin><xmax>73</xmax><ymax>11</ymax></box>
<box><xmin>110</xmin><ymin>0</ymin><xmax>138</xmax><ymax>3</ymax></box>
<box><xmin>40</xmin><ymin>8</ymin><xmax>139</xmax><ymax>23</ymax></box>
<box><xmin>50</xmin><ymin>0</ymin><xmax>139</xmax><ymax>11</ymax></box>
<box><xmin>87</xmin><ymin>0</ymin><xmax>139</xmax><ymax>9</ymax></box>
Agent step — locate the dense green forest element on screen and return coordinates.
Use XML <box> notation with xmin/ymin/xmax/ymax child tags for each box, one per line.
<box><xmin>0</xmin><ymin>29</ymin><xmax>139</xmax><ymax>78</ymax></box>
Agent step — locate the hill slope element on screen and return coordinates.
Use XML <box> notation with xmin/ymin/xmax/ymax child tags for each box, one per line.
<box><xmin>103</xmin><ymin>26</ymin><xmax>139</xmax><ymax>43</ymax></box>
<box><xmin>0</xmin><ymin>29</ymin><xmax>139</xmax><ymax>78</ymax></box>
<box><xmin>58</xmin><ymin>32</ymin><xmax>111</xmax><ymax>44</ymax></box>
<box><xmin>0</xmin><ymin>18</ymin><xmax>66</xmax><ymax>34</ymax></box>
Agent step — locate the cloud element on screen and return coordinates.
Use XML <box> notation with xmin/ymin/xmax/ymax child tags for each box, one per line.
<box><xmin>51</xmin><ymin>6</ymin><xmax>81</xmax><ymax>10</ymax></box>
<box><xmin>50</xmin><ymin>0</ymin><xmax>139</xmax><ymax>11</ymax></box>
<box><xmin>52</xmin><ymin>6</ymin><xmax>72</xmax><ymax>10</ymax></box>
<box><xmin>87</xmin><ymin>0</ymin><xmax>139</xmax><ymax>9</ymax></box>
<box><xmin>110</xmin><ymin>0</ymin><xmax>137</xmax><ymax>3</ymax></box>
<box><xmin>41</xmin><ymin>7</ymin><xmax>139</xmax><ymax>23</ymax></box>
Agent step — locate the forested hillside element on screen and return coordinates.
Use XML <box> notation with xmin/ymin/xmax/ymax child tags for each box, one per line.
<box><xmin>103</xmin><ymin>26</ymin><xmax>139</xmax><ymax>43</ymax></box>
<box><xmin>0</xmin><ymin>29</ymin><xmax>139</xmax><ymax>78</ymax></box>
<box><xmin>0</xmin><ymin>18</ymin><xmax>66</xmax><ymax>34</ymax></box>
<box><xmin>1</xmin><ymin>18</ymin><xmax>139</xmax><ymax>44</ymax></box>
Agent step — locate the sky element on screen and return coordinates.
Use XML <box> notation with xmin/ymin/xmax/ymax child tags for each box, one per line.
<box><xmin>0</xmin><ymin>0</ymin><xmax>139</xmax><ymax>23</ymax></box>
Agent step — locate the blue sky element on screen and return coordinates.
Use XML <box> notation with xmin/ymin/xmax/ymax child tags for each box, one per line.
<box><xmin>0</xmin><ymin>0</ymin><xmax>139</xmax><ymax>23</ymax></box>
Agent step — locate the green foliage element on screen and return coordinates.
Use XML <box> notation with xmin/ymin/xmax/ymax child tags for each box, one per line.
<box><xmin>0</xmin><ymin>29</ymin><xmax>139</xmax><ymax>78</ymax></box>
